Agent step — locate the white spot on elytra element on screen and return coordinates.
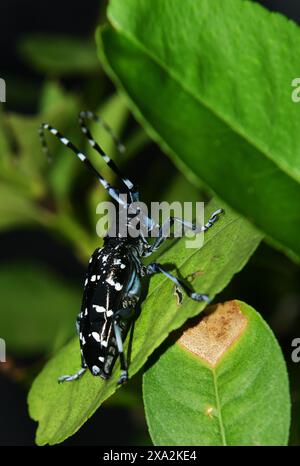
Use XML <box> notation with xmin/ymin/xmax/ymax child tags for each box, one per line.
<box><xmin>113</xmin><ymin>259</ymin><xmax>126</xmax><ymax>269</ymax></box>
<box><xmin>92</xmin><ymin>332</ymin><xmax>101</xmax><ymax>342</ymax></box>
<box><xmin>101</xmin><ymin>340</ymin><xmax>108</xmax><ymax>348</ymax></box>
<box><xmin>93</xmin><ymin>305</ymin><xmax>106</xmax><ymax>313</ymax></box>
<box><xmin>98</xmin><ymin>356</ymin><xmax>105</xmax><ymax>362</ymax></box>
<box><xmin>106</xmin><ymin>310</ymin><xmax>113</xmax><ymax>317</ymax></box>
<box><xmin>91</xmin><ymin>275</ymin><xmax>96</xmax><ymax>282</ymax></box>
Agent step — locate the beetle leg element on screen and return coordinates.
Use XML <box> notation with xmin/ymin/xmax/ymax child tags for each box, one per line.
<box><xmin>146</xmin><ymin>263</ymin><xmax>210</xmax><ymax>303</ymax></box>
<box><xmin>145</xmin><ymin>209</ymin><xmax>224</xmax><ymax>255</ymax></box>
<box><xmin>58</xmin><ymin>367</ymin><xmax>87</xmax><ymax>383</ymax></box>
<box><xmin>113</xmin><ymin>319</ymin><xmax>128</xmax><ymax>385</ymax></box>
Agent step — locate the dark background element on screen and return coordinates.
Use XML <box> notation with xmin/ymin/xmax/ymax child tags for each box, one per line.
<box><xmin>0</xmin><ymin>0</ymin><xmax>300</xmax><ymax>446</ymax></box>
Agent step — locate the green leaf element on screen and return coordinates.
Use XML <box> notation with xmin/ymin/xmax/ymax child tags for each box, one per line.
<box><xmin>143</xmin><ymin>300</ymin><xmax>290</xmax><ymax>446</ymax></box>
<box><xmin>0</xmin><ymin>263</ymin><xmax>80</xmax><ymax>355</ymax></box>
<box><xmin>28</xmin><ymin>201</ymin><xmax>262</xmax><ymax>445</ymax></box>
<box><xmin>19</xmin><ymin>35</ymin><xmax>99</xmax><ymax>76</ymax></box>
<box><xmin>96</xmin><ymin>0</ymin><xmax>300</xmax><ymax>260</ymax></box>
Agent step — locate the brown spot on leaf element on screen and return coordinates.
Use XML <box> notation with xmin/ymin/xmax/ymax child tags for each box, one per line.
<box><xmin>177</xmin><ymin>301</ymin><xmax>248</xmax><ymax>367</ymax></box>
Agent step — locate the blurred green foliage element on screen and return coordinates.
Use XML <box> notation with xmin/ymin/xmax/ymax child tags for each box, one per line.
<box><xmin>0</xmin><ymin>262</ymin><xmax>80</xmax><ymax>355</ymax></box>
<box><xmin>19</xmin><ymin>35</ymin><xmax>100</xmax><ymax>77</ymax></box>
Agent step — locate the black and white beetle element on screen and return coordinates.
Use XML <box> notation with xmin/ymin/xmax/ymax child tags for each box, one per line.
<box><xmin>39</xmin><ymin>111</ymin><xmax>224</xmax><ymax>385</ymax></box>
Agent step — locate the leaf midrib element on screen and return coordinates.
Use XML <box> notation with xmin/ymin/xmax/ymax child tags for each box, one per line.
<box><xmin>212</xmin><ymin>368</ymin><xmax>227</xmax><ymax>446</ymax></box>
